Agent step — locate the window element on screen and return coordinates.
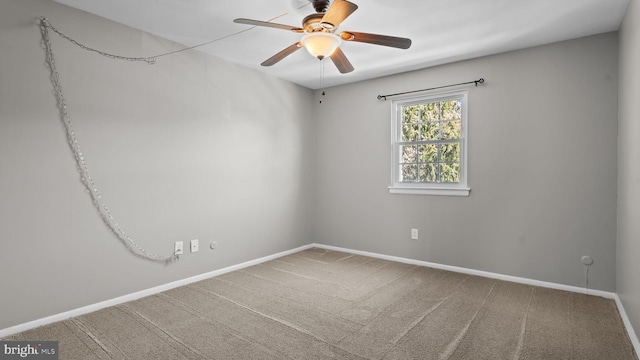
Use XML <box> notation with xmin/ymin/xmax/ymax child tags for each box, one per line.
<box><xmin>389</xmin><ymin>90</ymin><xmax>469</xmax><ymax>196</ymax></box>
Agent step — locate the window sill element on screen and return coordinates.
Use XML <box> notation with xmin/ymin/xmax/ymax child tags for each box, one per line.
<box><xmin>388</xmin><ymin>186</ymin><xmax>470</xmax><ymax>196</ymax></box>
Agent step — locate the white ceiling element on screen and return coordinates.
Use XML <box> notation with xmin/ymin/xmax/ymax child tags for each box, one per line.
<box><xmin>52</xmin><ymin>0</ymin><xmax>629</xmax><ymax>89</ymax></box>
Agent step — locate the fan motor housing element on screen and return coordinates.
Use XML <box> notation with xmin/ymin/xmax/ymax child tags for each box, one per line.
<box><xmin>303</xmin><ymin>13</ymin><xmax>335</xmax><ymax>33</ymax></box>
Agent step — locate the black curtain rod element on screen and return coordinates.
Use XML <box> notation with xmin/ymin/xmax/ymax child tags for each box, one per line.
<box><xmin>377</xmin><ymin>78</ymin><xmax>485</xmax><ymax>100</ymax></box>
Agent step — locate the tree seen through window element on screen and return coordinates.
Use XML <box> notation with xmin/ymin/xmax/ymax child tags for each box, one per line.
<box><xmin>399</xmin><ymin>99</ymin><xmax>462</xmax><ymax>183</ymax></box>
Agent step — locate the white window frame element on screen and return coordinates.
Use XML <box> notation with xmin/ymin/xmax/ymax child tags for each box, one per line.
<box><xmin>389</xmin><ymin>90</ymin><xmax>470</xmax><ymax>196</ymax></box>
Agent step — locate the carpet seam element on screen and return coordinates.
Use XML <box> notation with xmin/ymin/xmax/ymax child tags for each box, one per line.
<box><xmin>192</xmin><ymin>285</ymin><xmax>330</xmax><ymax>343</ymax></box>
<box><xmin>70</xmin><ymin>318</ymin><xmax>117</xmax><ymax>359</ymax></box>
<box><xmin>157</xmin><ymin>292</ymin><xmax>291</xmax><ymax>359</ymax></box>
<box><xmin>271</xmin><ymin>267</ymin><xmax>345</xmax><ymax>285</ymax></box>
<box><xmin>568</xmin><ymin>292</ymin><xmax>576</xmax><ymax>359</ymax></box>
<box><xmin>211</xmin><ymin>275</ymin><xmax>363</xmax><ymax>330</ymax></box>
<box><xmin>237</xmin><ymin>267</ymin><xmax>355</xmax><ymax>309</ymax></box>
<box><xmin>62</xmin><ymin>320</ymin><xmax>112</xmax><ymax>360</ymax></box>
<box><xmin>183</xmin><ymin>286</ymin><xmax>368</xmax><ymax>359</ymax></box>
<box><xmin>513</xmin><ymin>286</ymin><xmax>535</xmax><ymax>360</ymax></box>
<box><xmin>439</xmin><ymin>280</ymin><xmax>498</xmax><ymax>360</ymax></box>
<box><xmin>117</xmin><ymin>302</ymin><xmax>208</xmax><ymax>360</ymax></box>
<box><xmin>282</xmin><ymin>256</ymin><xmax>331</xmax><ymax>265</ymax></box>
<box><xmin>336</xmin><ymin>254</ymin><xmax>356</xmax><ymax>262</ymax></box>
<box><xmin>379</xmin><ymin>274</ymin><xmax>472</xmax><ymax>359</ymax></box>
<box><xmin>337</xmin><ymin>266</ymin><xmax>426</xmax><ymax>325</ymax></box>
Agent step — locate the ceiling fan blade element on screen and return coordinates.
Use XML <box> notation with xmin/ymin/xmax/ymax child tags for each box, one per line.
<box><xmin>321</xmin><ymin>0</ymin><xmax>358</xmax><ymax>28</ymax></box>
<box><xmin>329</xmin><ymin>47</ymin><xmax>354</xmax><ymax>74</ymax></box>
<box><xmin>234</xmin><ymin>18</ymin><xmax>303</xmax><ymax>32</ymax></box>
<box><xmin>339</xmin><ymin>31</ymin><xmax>412</xmax><ymax>49</ymax></box>
<box><xmin>261</xmin><ymin>42</ymin><xmax>303</xmax><ymax>66</ymax></box>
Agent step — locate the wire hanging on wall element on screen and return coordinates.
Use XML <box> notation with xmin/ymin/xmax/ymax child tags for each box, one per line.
<box><xmin>39</xmin><ymin>18</ymin><xmax>180</xmax><ymax>264</ymax></box>
<box><xmin>377</xmin><ymin>78</ymin><xmax>485</xmax><ymax>100</ymax></box>
<box><xmin>37</xmin><ymin>7</ymin><xmax>313</xmax><ymax>263</ymax></box>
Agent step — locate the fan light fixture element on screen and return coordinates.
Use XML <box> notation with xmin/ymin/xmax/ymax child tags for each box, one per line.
<box><xmin>234</xmin><ymin>0</ymin><xmax>412</xmax><ymax>73</ymax></box>
<box><xmin>301</xmin><ymin>32</ymin><xmax>342</xmax><ymax>60</ymax></box>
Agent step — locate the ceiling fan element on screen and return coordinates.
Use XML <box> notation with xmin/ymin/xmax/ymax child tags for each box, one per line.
<box><xmin>234</xmin><ymin>0</ymin><xmax>412</xmax><ymax>74</ymax></box>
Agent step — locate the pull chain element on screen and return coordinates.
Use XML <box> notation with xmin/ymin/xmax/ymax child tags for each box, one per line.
<box><xmin>319</xmin><ymin>59</ymin><xmax>326</xmax><ymax>104</ymax></box>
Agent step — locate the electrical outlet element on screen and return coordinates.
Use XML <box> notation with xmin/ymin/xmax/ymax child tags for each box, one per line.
<box><xmin>411</xmin><ymin>228</ymin><xmax>419</xmax><ymax>240</ymax></box>
<box><xmin>190</xmin><ymin>239</ymin><xmax>199</xmax><ymax>253</ymax></box>
<box><xmin>174</xmin><ymin>241</ymin><xmax>183</xmax><ymax>255</ymax></box>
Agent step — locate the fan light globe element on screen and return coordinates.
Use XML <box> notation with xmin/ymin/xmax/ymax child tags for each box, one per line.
<box><xmin>301</xmin><ymin>32</ymin><xmax>342</xmax><ymax>59</ymax></box>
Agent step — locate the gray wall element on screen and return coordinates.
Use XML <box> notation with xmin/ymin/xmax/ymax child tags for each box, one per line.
<box><xmin>312</xmin><ymin>33</ymin><xmax>619</xmax><ymax>292</ymax></box>
<box><xmin>0</xmin><ymin>0</ymin><xmax>313</xmax><ymax>329</ymax></box>
<box><xmin>618</xmin><ymin>0</ymin><xmax>640</xmax><ymax>339</ymax></box>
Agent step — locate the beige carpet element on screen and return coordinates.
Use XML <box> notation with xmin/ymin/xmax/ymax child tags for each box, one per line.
<box><xmin>5</xmin><ymin>248</ymin><xmax>638</xmax><ymax>359</ymax></box>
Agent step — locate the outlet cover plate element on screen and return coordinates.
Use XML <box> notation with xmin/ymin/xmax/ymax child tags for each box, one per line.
<box><xmin>190</xmin><ymin>239</ymin><xmax>199</xmax><ymax>253</ymax></box>
<box><xmin>174</xmin><ymin>241</ymin><xmax>184</xmax><ymax>255</ymax></box>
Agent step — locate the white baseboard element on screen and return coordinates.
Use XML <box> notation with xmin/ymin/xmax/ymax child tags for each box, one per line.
<box><xmin>0</xmin><ymin>244</ymin><xmax>313</xmax><ymax>338</ymax></box>
<box><xmin>2</xmin><ymin>241</ymin><xmax>639</xmax><ymax>357</ymax></box>
<box><xmin>613</xmin><ymin>294</ymin><xmax>640</xmax><ymax>355</ymax></box>
<box><xmin>311</xmin><ymin>243</ymin><xmax>614</xmax><ymax>298</ymax></box>
<box><xmin>312</xmin><ymin>243</ymin><xmax>640</xmax><ymax>355</ymax></box>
